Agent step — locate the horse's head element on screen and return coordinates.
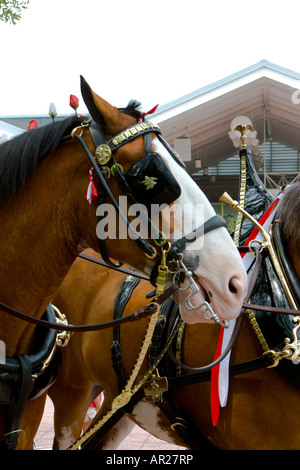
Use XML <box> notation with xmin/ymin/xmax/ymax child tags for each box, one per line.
<box><xmin>78</xmin><ymin>77</ymin><xmax>248</xmax><ymax>325</ymax></box>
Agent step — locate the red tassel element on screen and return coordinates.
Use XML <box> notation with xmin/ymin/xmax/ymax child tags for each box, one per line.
<box><xmin>210</xmin><ymin>327</ymin><xmax>224</xmax><ymax>426</ymax></box>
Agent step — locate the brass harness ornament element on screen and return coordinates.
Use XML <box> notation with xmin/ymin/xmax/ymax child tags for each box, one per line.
<box><xmin>220</xmin><ymin>123</ymin><xmax>300</xmax><ymax>368</ymax></box>
<box><xmin>68</xmin><ymin>245</ymin><xmax>176</xmax><ymax>450</ymax></box>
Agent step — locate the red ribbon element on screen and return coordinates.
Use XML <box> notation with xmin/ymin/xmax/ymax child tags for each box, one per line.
<box><xmin>139</xmin><ymin>104</ymin><xmax>159</xmax><ymax>122</ymax></box>
<box><xmin>85</xmin><ymin>166</ymin><xmax>98</xmax><ymax>204</ymax></box>
<box><xmin>210</xmin><ymin>192</ymin><xmax>283</xmax><ymax>426</ymax></box>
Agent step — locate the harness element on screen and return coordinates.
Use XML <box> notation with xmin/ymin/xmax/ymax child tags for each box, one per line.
<box><xmin>74</xmin><ymin>119</ymin><xmax>226</xmax><ymax>279</ymax></box>
<box><xmin>0</xmin><ymin>305</ymin><xmax>69</xmax><ymax>450</ymax></box>
<box><xmin>71</xmin><ymin>118</ymin><xmax>228</xmax><ymax>326</ymax></box>
<box><xmin>70</xmin><ymin>132</ymin><xmax>300</xmax><ymax>451</ymax></box>
<box><xmin>75</xmin><ymin>235</ymin><xmax>300</xmax><ymax>451</ymax></box>
<box><xmin>0</xmin><ymin>117</ymin><xmax>226</xmax><ymax>449</ymax></box>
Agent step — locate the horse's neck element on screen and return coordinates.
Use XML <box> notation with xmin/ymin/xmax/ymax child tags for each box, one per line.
<box><xmin>0</xmin><ymin>143</ymin><xmax>92</xmax><ymax>356</ymax></box>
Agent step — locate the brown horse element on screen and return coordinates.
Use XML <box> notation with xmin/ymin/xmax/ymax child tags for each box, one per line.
<box><xmin>48</xmin><ymin>183</ymin><xmax>300</xmax><ymax>450</ymax></box>
<box><xmin>0</xmin><ymin>77</ymin><xmax>247</xmax><ymax>450</ymax></box>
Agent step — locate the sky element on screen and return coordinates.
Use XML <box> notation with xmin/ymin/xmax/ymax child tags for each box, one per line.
<box><xmin>1</xmin><ymin>0</ymin><xmax>300</xmax><ymax>118</ymax></box>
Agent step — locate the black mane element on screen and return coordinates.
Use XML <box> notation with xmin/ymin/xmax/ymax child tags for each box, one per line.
<box><xmin>0</xmin><ymin>115</ymin><xmax>84</xmax><ymax>201</ymax></box>
<box><xmin>0</xmin><ymin>100</ymin><xmax>142</xmax><ymax>202</ymax></box>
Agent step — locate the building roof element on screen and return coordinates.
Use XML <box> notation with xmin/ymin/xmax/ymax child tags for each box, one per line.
<box><xmin>152</xmin><ymin>60</ymin><xmax>300</xmax><ymax>175</ymax></box>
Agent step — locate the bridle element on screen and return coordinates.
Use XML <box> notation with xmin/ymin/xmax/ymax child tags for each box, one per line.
<box><xmin>0</xmin><ymin>118</ymin><xmax>229</xmax><ymax>338</ymax></box>
<box><xmin>0</xmin><ymin>117</ymin><xmax>227</xmax><ymax>450</ymax></box>
<box><xmin>73</xmin><ymin>119</ymin><xmax>226</xmax><ymax>263</ymax></box>
<box><xmin>71</xmin><ymin>118</ymin><xmax>228</xmax><ymax>325</ymax></box>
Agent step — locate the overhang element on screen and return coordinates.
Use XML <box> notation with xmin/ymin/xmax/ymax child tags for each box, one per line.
<box><xmin>152</xmin><ymin>60</ymin><xmax>300</xmax><ymax>176</ymax></box>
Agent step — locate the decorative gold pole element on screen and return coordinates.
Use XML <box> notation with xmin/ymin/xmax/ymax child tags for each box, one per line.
<box><xmin>232</xmin><ymin>123</ymin><xmax>254</xmax><ymax>246</ymax></box>
<box><xmin>219</xmin><ymin>191</ymin><xmax>297</xmax><ymax>310</ymax></box>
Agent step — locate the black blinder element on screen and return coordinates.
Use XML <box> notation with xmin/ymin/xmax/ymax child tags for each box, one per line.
<box><xmin>122</xmin><ymin>153</ymin><xmax>181</xmax><ymax>208</ymax></box>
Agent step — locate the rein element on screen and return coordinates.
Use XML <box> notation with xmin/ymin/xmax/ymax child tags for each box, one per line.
<box><xmin>0</xmin><ymin>285</ymin><xmax>179</xmax><ymax>333</ymax></box>
<box><xmin>0</xmin><ymin>119</ymin><xmax>227</xmax><ymax>334</ymax></box>
<box><xmin>73</xmin><ymin>120</ymin><xmax>227</xmax><ymax>267</ymax></box>
<box><xmin>0</xmin><ymin>117</ymin><xmax>239</xmax><ymax>450</ymax></box>
<box><xmin>78</xmin><ymin>252</ymin><xmax>149</xmax><ymax>280</ymax></box>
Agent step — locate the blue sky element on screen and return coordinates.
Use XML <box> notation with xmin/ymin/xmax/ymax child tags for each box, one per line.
<box><xmin>1</xmin><ymin>0</ymin><xmax>300</xmax><ymax>117</ymax></box>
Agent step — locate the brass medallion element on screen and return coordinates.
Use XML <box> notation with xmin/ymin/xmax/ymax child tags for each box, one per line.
<box><xmin>94</xmin><ymin>144</ymin><xmax>112</xmax><ymax>165</ymax></box>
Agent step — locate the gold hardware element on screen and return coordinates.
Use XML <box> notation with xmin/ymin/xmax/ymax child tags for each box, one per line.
<box><xmin>175</xmin><ymin>320</ymin><xmax>186</xmax><ymax>376</ymax></box>
<box><xmin>155</xmin><ymin>248</ymin><xmax>169</xmax><ymax>300</ymax></box>
<box><xmin>220</xmin><ymin>191</ymin><xmax>298</xmax><ymax>310</ymax></box>
<box><xmin>40</xmin><ymin>306</ymin><xmax>72</xmax><ymax>372</ymax></box>
<box><xmin>94</xmin><ymin>144</ymin><xmax>112</xmax><ymax>165</ymax></box>
<box><xmin>101</xmin><ymin>165</ymin><xmax>111</xmax><ymax>178</ymax></box>
<box><xmin>144</xmin><ymin>369</ymin><xmax>168</xmax><ymax>402</ymax></box>
<box><xmin>219</xmin><ymin>192</ymin><xmax>239</xmax><ymax>209</ymax></box>
<box><xmin>70</xmin><ymin>123</ymin><xmax>90</xmax><ymax>139</ymax></box>
<box><xmin>281</xmin><ymin>316</ymin><xmax>300</xmax><ymax>361</ymax></box>
<box><xmin>69</xmin><ymin>306</ymin><xmax>162</xmax><ymax>450</ymax></box>
<box><xmin>234</xmin><ymin>151</ymin><xmax>246</xmax><ymax>246</ymax></box>
<box><xmin>220</xmin><ymin>192</ymin><xmax>271</xmax><ymax>243</ymax></box>
<box><xmin>52</xmin><ymin>305</ymin><xmax>72</xmax><ymax>348</ymax></box>
<box><xmin>145</xmin><ymin>245</ymin><xmax>157</xmax><ymax>259</ymax></box>
<box><xmin>141</xmin><ymin>176</ymin><xmax>158</xmax><ymax>190</ymax></box>
<box><xmin>233</xmin><ymin>123</ymin><xmax>254</xmax><ymax>149</ymax></box>
<box><xmin>4</xmin><ymin>429</ymin><xmax>21</xmax><ymax>437</ymax></box>
<box><xmin>246</xmin><ymin>309</ymin><xmax>270</xmax><ymax>353</ymax></box>
<box><xmin>68</xmin><ymin>309</ymin><xmax>181</xmax><ymax>450</ymax></box>
<box><xmin>155</xmin><ymin>266</ymin><xmax>168</xmax><ymax>299</ymax></box>
<box><xmin>170</xmin><ymin>417</ymin><xmax>188</xmax><ymax>431</ymax></box>
<box><xmin>111</xmin><ymin>163</ymin><xmax>123</xmax><ymax>176</ymax></box>
<box><xmin>111</xmin><ymin>122</ymin><xmax>160</xmax><ymax>147</ymax></box>
<box><xmin>248</xmin><ymin>239</ymin><xmax>268</xmax><ymax>253</ymax></box>
<box><xmin>154</xmin><ymin>234</ymin><xmax>167</xmax><ymax>247</ymax></box>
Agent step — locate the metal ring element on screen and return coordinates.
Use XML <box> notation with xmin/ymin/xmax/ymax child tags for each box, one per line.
<box><xmin>145</xmin><ymin>246</ymin><xmax>157</xmax><ymax>259</ymax></box>
<box><xmin>111</xmin><ymin>163</ymin><xmax>124</xmax><ymax>176</ymax></box>
<box><xmin>154</xmin><ymin>234</ymin><xmax>167</xmax><ymax>247</ymax></box>
<box><xmin>248</xmin><ymin>239</ymin><xmax>264</xmax><ymax>253</ymax></box>
<box><xmin>101</xmin><ymin>166</ymin><xmax>111</xmax><ymax>179</ymax></box>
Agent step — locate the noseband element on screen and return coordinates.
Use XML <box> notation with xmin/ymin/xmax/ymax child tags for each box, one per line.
<box><xmin>72</xmin><ymin>119</ymin><xmax>227</xmax><ymax>324</ymax></box>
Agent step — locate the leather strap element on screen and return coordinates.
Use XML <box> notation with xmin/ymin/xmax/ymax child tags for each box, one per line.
<box><xmin>1</xmin><ymin>355</ymin><xmax>32</xmax><ymax>450</ymax></box>
<box><xmin>170</xmin><ymin>215</ymin><xmax>227</xmax><ymax>256</ymax></box>
<box><xmin>78</xmin><ymin>252</ymin><xmax>149</xmax><ymax>280</ymax></box>
<box><xmin>242</xmin><ymin>302</ymin><xmax>300</xmax><ymax>315</ymax></box>
<box><xmin>167</xmin><ymin>352</ymin><xmax>275</xmax><ymax>389</ymax></box>
<box><xmin>0</xmin><ymin>284</ymin><xmax>179</xmax><ymax>333</ymax></box>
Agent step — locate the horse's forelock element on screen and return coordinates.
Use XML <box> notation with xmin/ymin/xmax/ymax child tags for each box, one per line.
<box><xmin>118</xmin><ymin>100</ymin><xmax>142</xmax><ymax>120</ymax></box>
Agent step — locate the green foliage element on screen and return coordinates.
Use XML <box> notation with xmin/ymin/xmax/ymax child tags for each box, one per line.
<box><xmin>0</xmin><ymin>0</ymin><xmax>29</xmax><ymax>25</ymax></box>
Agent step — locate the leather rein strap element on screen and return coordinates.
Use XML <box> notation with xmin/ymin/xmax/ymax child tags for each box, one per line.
<box><xmin>0</xmin><ymin>284</ymin><xmax>179</xmax><ymax>333</ymax></box>
<box><xmin>0</xmin><ymin>119</ymin><xmax>227</xmax><ymax>335</ymax></box>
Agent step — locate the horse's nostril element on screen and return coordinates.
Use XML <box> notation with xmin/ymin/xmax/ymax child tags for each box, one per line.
<box><xmin>229</xmin><ymin>278</ymin><xmax>238</xmax><ymax>294</ymax></box>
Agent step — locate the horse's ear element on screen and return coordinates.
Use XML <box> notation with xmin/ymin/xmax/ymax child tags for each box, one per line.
<box><xmin>80</xmin><ymin>76</ymin><xmax>121</xmax><ymax>134</ymax></box>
